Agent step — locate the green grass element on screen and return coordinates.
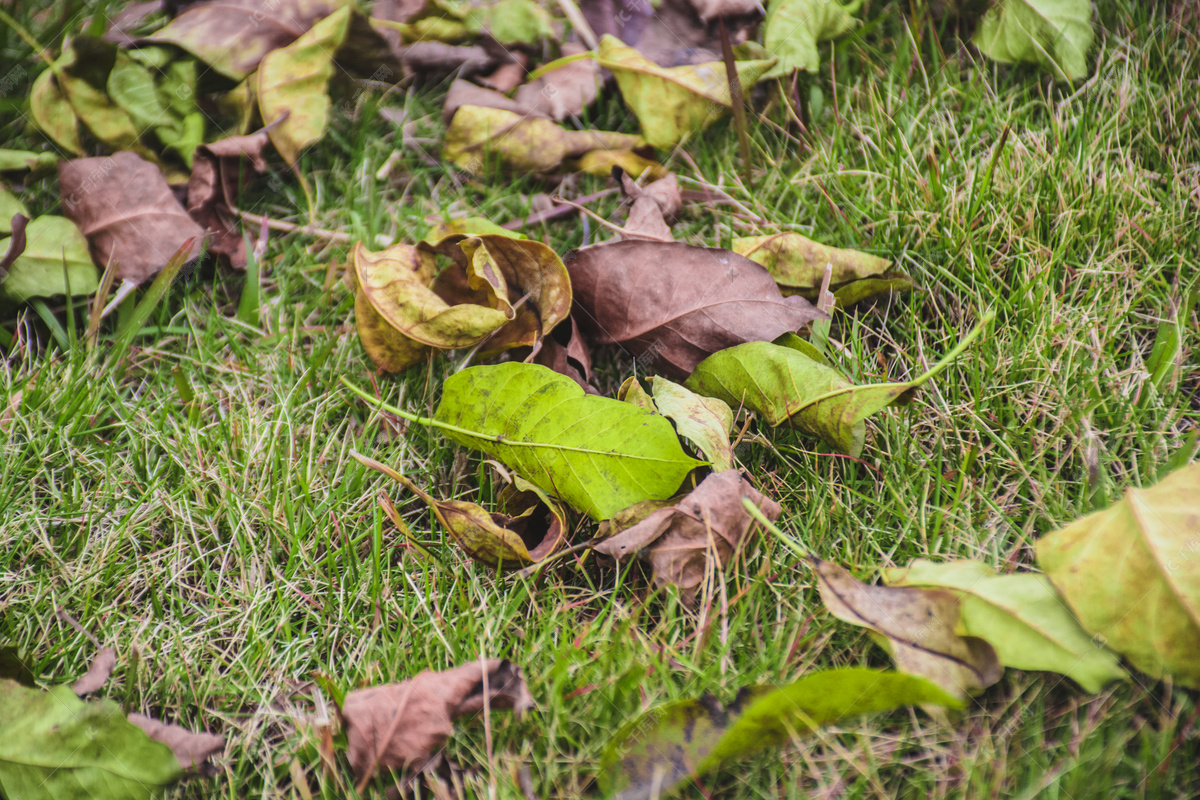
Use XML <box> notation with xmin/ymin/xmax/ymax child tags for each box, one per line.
<box><xmin>2</xmin><ymin>1</ymin><xmax>1199</xmax><ymax>798</ymax></box>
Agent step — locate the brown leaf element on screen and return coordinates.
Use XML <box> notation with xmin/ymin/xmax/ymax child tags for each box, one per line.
<box><xmin>582</xmin><ymin>0</ymin><xmax>721</xmax><ymax>67</ymax></box>
<box><xmin>186</xmin><ymin>129</ymin><xmax>270</xmax><ymax>269</ymax></box>
<box><xmin>512</xmin><ymin>43</ymin><xmax>600</xmax><ymax>121</ymax></box>
<box><xmin>532</xmin><ymin>317</ymin><xmax>596</xmax><ymax>393</ymax></box>
<box><xmin>619</xmin><ymin>171</ymin><xmax>681</xmax><ymax>241</ymax></box>
<box><xmin>565</xmin><ymin>240</ymin><xmax>826</xmax><ymax>378</ymax></box>
<box><xmin>101</xmin><ymin>0</ymin><xmax>163</xmax><ymax>45</ymax></box>
<box><xmin>478</xmin><ymin>54</ymin><xmax>529</xmax><ymax>93</ymax></box>
<box><xmin>441</xmin><ymin>79</ymin><xmax>539</xmax><ymax>126</ymax></box>
<box><xmin>594</xmin><ymin>471</ymin><xmax>779</xmax><ymax>606</ymax></box>
<box><xmin>372</xmin><ymin>0</ymin><xmax>429</xmax><ymax>51</ymax></box>
<box><xmin>396</xmin><ymin>42</ymin><xmax>498</xmax><ymax>80</ymax></box>
<box><xmin>0</xmin><ymin>212</ymin><xmax>28</xmax><ymax>277</ymax></box>
<box><xmin>59</xmin><ymin>152</ymin><xmax>204</xmax><ymax>283</ymax></box>
<box><xmin>814</xmin><ymin>559</ymin><xmax>1003</xmax><ymax>699</ymax></box>
<box><xmin>685</xmin><ymin>0</ymin><xmax>761</xmax><ymax>21</ymax></box>
<box><xmin>71</xmin><ymin>646</ymin><xmax>117</xmax><ymax>695</ymax></box>
<box><xmin>343</xmin><ymin>660</ymin><xmax>533</xmax><ymax>788</ymax></box>
<box><xmin>127</xmin><ymin>713</ymin><xmax>225</xmax><ymax>774</ymax></box>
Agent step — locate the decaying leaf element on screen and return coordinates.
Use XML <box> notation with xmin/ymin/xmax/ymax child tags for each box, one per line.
<box><xmin>686</xmin><ymin>0</ymin><xmax>761</xmax><ymax>21</ymax></box>
<box><xmin>58</xmin><ymin>152</ymin><xmax>203</xmax><ymax>283</ymax></box>
<box><xmin>618</xmin><ymin>171</ymin><xmax>681</xmax><ymax>241</ymax></box>
<box><xmin>187</xmin><ymin>129</ymin><xmax>270</xmax><ymax>269</ymax></box>
<box><xmin>762</xmin><ymin>0</ymin><xmax>860</xmax><ymax>77</ymax></box>
<box><xmin>582</xmin><ymin>0</ymin><xmax>741</xmax><ymax>69</ymax></box>
<box><xmin>732</xmin><ymin>232</ymin><xmax>903</xmax><ymax>302</ymax></box>
<box><xmin>972</xmin><ymin>0</ymin><xmax>1093</xmax><ymax>81</ymax></box>
<box><xmin>532</xmin><ymin>317</ymin><xmax>596</xmax><ymax>392</ymax></box>
<box><xmin>685</xmin><ymin>325</ymin><xmax>985</xmax><ymax>455</ymax></box>
<box><xmin>72</xmin><ymin>646</ymin><xmax>117</xmax><ymax>695</ymax></box>
<box><xmin>442</xmin><ymin>79</ymin><xmax>538</xmax><ymax>126</ymax></box>
<box><xmin>619</xmin><ymin>375</ymin><xmax>735</xmax><ymax>470</ymax></box>
<box><xmin>147</xmin><ymin>0</ymin><xmax>348</xmax><ymax>80</ymax></box>
<box><xmin>0</xmin><ymin>212</ymin><xmax>27</xmax><ymax>276</ymax></box>
<box><xmin>0</xmin><ymin>216</ymin><xmax>99</xmax><ymax>302</ymax></box>
<box><xmin>594</xmin><ymin>470</ymin><xmax>776</xmax><ymax>604</ymax></box>
<box><xmin>565</xmin><ymin>149</ymin><xmax>668</xmax><ymax>181</ymax></box>
<box><xmin>566</xmin><ymin>240</ymin><xmax>826</xmax><ymax>379</ymax></box>
<box><xmin>126</xmin><ymin>714</ymin><xmax>226</xmax><ymax>774</ymax></box>
<box><xmin>512</xmin><ymin>44</ymin><xmax>601</xmax><ymax>121</ymax></box>
<box><xmin>596</xmin><ymin>34</ymin><xmax>775</xmax><ymax>149</ymax></box>
<box><xmin>882</xmin><ymin>559</ymin><xmax>1127</xmax><ymax>692</ymax></box>
<box><xmin>600</xmin><ymin>668</ymin><xmax>960</xmax><ymax>799</ymax></box>
<box><xmin>1036</xmin><ymin>462</ymin><xmax>1200</xmax><ymax>688</ymax></box>
<box><xmin>342</xmin><ymin>660</ymin><xmax>533</xmax><ymax>788</ymax></box>
<box><xmin>814</xmin><ymin>559</ymin><xmax>1002</xmax><ymax>698</ymax></box>
<box><xmin>443</xmin><ymin>105</ymin><xmax>646</xmax><ymax>175</ymax></box>
<box><xmin>353</xmin><ymin>451</ymin><xmax>568</xmax><ymax>566</ymax></box>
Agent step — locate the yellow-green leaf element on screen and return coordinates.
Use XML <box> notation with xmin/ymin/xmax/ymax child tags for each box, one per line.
<box><xmin>973</xmin><ymin>0</ymin><xmax>1093</xmax><ymax>81</ymax></box>
<box><xmin>620</xmin><ymin>376</ymin><xmax>735</xmax><ymax>471</ymax></box>
<box><xmin>732</xmin><ymin>232</ymin><xmax>893</xmax><ymax>298</ymax></box>
<box><xmin>0</xmin><ymin>216</ymin><xmax>98</xmax><ymax>303</ymax></box>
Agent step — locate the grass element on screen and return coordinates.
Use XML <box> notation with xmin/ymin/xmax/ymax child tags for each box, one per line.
<box><xmin>2</xmin><ymin>0</ymin><xmax>1199</xmax><ymax>798</ymax></box>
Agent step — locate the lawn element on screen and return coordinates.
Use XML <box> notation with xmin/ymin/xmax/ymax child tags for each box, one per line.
<box><xmin>2</xmin><ymin>1</ymin><xmax>1198</xmax><ymax>798</ymax></box>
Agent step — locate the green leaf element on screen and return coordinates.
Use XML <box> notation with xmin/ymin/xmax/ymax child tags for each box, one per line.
<box><xmin>55</xmin><ymin>37</ymin><xmax>155</xmax><ymax>160</ymax></box>
<box><xmin>685</xmin><ymin>320</ymin><xmax>989</xmax><ymax>456</ymax></box>
<box><xmin>1036</xmin><ymin>461</ymin><xmax>1200</xmax><ymax>688</ymax></box>
<box><xmin>0</xmin><ymin>150</ymin><xmax>58</xmax><ymax>174</ymax></box>
<box><xmin>596</xmin><ymin>35</ymin><xmax>776</xmax><ymax>149</ymax></box>
<box><xmin>762</xmin><ymin>0</ymin><xmax>861</xmax><ymax>77</ymax></box>
<box><xmin>0</xmin><ymin>216</ymin><xmax>98</xmax><ymax>303</ymax></box>
<box><xmin>0</xmin><ymin>187</ymin><xmax>28</xmax><ymax>235</ymax></box>
<box><xmin>619</xmin><ymin>376</ymin><xmax>736</xmax><ymax>471</ymax></box>
<box><xmin>731</xmin><ymin>232</ymin><xmax>893</xmax><ymax>298</ymax></box>
<box><xmin>972</xmin><ymin>0</ymin><xmax>1093</xmax><ymax>81</ymax></box>
<box><xmin>600</xmin><ymin>668</ymin><xmax>959</xmax><ymax>799</ymax></box>
<box><xmin>30</xmin><ymin>68</ymin><xmax>84</xmax><ymax>156</ymax></box>
<box><xmin>346</xmin><ymin>363</ymin><xmax>703</xmax><ymax>520</ymax></box>
<box><xmin>882</xmin><ymin>559</ymin><xmax>1127</xmax><ymax>692</ymax></box>
<box><xmin>466</xmin><ymin>0</ymin><xmax>557</xmax><ymax>44</ymax></box>
<box><xmin>0</xmin><ymin>680</ymin><xmax>184</xmax><ymax>799</ymax></box>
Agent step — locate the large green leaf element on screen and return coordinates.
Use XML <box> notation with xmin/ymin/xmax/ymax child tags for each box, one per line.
<box><xmin>762</xmin><ymin>0</ymin><xmax>861</xmax><ymax>77</ymax></box>
<box><xmin>972</xmin><ymin>0</ymin><xmax>1093</xmax><ymax>81</ymax></box>
<box><xmin>0</xmin><ymin>216</ymin><xmax>98</xmax><ymax>302</ymax></box>
<box><xmin>0</xmin><ymin>680</ymin><xmax>184</xmax><ymax>799</ymax></box>
<box><xmin>345</xmin><ymin>363</ymin><xmax>703</xmax><ymax>520</ymax></box>
<box><xmin>684</xmin><ymin>322</ymin><xmax>988</xmax><ymax>456</ymax></box>
<box><xmin>600</xmin><ymin>668</ymin><xmax>959</xmax><ymax>799</ymax></box>
<box><xmin>882</xmin><ymin>559</ymin><xmax>1127</xmax><ymax>692</ymax></box>
<box><xmin>1036</xmin><ymin>462</ymin><xmax>1200</xmax><ymax>687</ymax></box>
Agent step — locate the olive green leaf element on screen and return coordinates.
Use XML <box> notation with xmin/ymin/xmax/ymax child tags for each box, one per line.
<box><xmin>973</xmin><ymin>0</ymin><xmax>1093</xmax><ymax>81</ymax></box>
<box><xmin>619</xmin><ymin>376</ymin><xmax>736</xmax><ymax>471</ymax></box>
<box><xmin>343</xmin><ymin>363</ymin><xmax>704</xmax><ymax>520</ymax></box>
<box><xmin>815</xmin><ymin>559</ymin><xmax>1003</xmax><ymax>699</ymax></box>
<box><xmin>762</xmin><ymin>0</ymin><xmax>861</xmax><ymax>77</ymax></box>
<box><xmin>1036</xmin><ymin>462</ymin><xmax>1200</xmax><ymax>688</ymax></box>
<box><xmin>685</xmin><ymin>318</ymin><xmax>989</xmax><ymax>456</ymax></box>
<box><xmin>0</xmin><ymin>680</ymin><xmax>184</xmax><ymax>799</ymax></box>
<box><xmin>600</xmin><ymin>668</ymin><xmax>960</xmax><ymax>799</ymax></box>
<box><xmin>423</xmin><ymin>217</ymin><xmax>526</xmax><ymax>242</ymax></box>
<box><xmin>30</xmin><ymin>68</ymin><xmax>84</xmax><ymax>155</ymax></box>
<box><xmin>54</xmin><ymin>38</ymin><xmax>154</xmax><ymax>159</ymax></box>
<box><xmin>465</xmin><ymin>0</ymin><xmax>558</xmax><ymax>44</ymax></box>
<box><xmin>0</xmin><ymin>187</ymin><xmax>28</xmax><ymax>235</ymax></box>
<box><xmin>882</xmin><ymin>559</ymin><xmax>1127</xmax><ymax>692</ymax></box>
<box><xmin>443</xmin><ymin>105</ymin><xmax>645</xmax><ymax>174</ymax></box>
<box><xmin>596</xmin><ymin>35</ymin><xmax>776</xmax><ymax>149</ymax></box>
<box><xmin>831</xmin><ymin>272</ymin><xmax>918</xmax><ymax>308</ymax></box>
<box><xmin>0</xmin><ymin>216</ymin><xmax>98</xmax><ymax>303</ymax></box>
<box><xmin>107</xmin><ymin>49</ymin><xmax>204</xmax><ymax>166</ymax></box>
<box><xmin>0</xmin><ymin>150</ymin><xmax>58</xmax><ymax>174</ymax></box>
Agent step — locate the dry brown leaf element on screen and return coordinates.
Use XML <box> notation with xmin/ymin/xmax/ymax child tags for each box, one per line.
<box><xmin>532</xmin><ymin>317</ymin><xmax>596</xmax><ymax>393</ymax></box>
<box><xmin>441</xmin><ymin>79</ymin><xmax>540</xmax><ymax>126</ymax></box>
<box><xmin>512</xmin><ymin>43</ymin><xmax>600</xmax><ymax>121</ymax></box>
<box><xmin>566</xmin><ymin>240</ymin><xmax>826</xmax><ymax>378</ymax></box>
<box><xmin>59</xmin><ymin>152</ymin><xmax>204</xmax><ymax>283</ymax></box>
<box><xmin>619</xmin><ymin>171</ymin><xmax>681</xmax><ymax>241</ymax></box>
<box><xmin>814</xmin><ymin>559</ymin><xmax>1003</xmax><ymax>699</ymax></box>
<box><xmin>582</xmin><ymin>0</ymin><xmax>723</xmax><ymax>67</ymax></box>
<box><xmin>685</xmin><ymin>0</ymin><xmax>761</xmax><ymax>21</ymax></box>
<box><xmin>343</xmin><ymin>660</ymin><xmax>533</xmax><ymax>789</ymax></box>
<box><xmin>594</xmin><ymin>471</ymin><xmax>779</xmax><ymax>606</ymax></box>
<box><xmin>478</xmin><ymin>53</ymin><xmax>529</xmax><ymax>93</ymax></box>
<box><xmin>127</xmin><ymin>713</ymin><xmax>226</xmax><ymax>774</ymax></box>
<box><xmin>72</xmin><ymin>646</ymin><xmax>116</xmax><ymax>695</ymax></box>
<box><xmin>186</xmin><ymin>129</ymin><xmax>270</xmax><ymax>269</ymax></box>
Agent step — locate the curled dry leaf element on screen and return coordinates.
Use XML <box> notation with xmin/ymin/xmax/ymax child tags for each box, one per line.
<box><xmin>532</xmin><ymin>317</ymin><xmax>596</xmax><ymax>393</ymax></box>
<box><xmin>618</xmin><ymin>171</ymin><xmax>681</xmax><ymax>241</ymax></box>
<box><xmin>619</xmin><ymin>375</ymin><xmax>735</xmax><ymax>470</ymax></box>
<box><xmin>0</xmin><ymin>212</ymin><xmax>27</xmax><ymax>276</ymax></box>
<box><xmin>566</xmin><ymin>240</ymin><xmax>826</xmax><ymax>379</ymax></box>
<box><xmin>443</xmin><ymin>105</ymin><xmax>646</xmax><ymax>175</ymax></box>
<box><xmin>342</xmin><ymin>660</ymin><xmax>533</xmax><ymax>787</ymax></box>
<box><xmin>187</xmin><ymin>129</ymin><xmax>270</xmax><ymax>269</ymax></box>
<box><xmin>441</xmin><ymin>79</ymin><xmax>542</xmax><ymax>126</ymax></box>
<box><xmin>1036</xmin><ymin>462</ymin><xmax>1200</xmax><ymax>688</ymax></box>
<box><xmin>72</xmin><ymin>647</ymin><xmax>117</xmax><ymax>695</ymax></box>
<box><xmin>594</xmin><ymin>470</ymin><xmax>778</xmax><ymax>605</ymax></box>
<box><xmin>512</xmin><ymin>44</ymin><xmax>601</xmax><ymax>121</ymax></box>
<box><xmin>59</xmin><ymin>152</ymin><xmax>203</xmax><ymax>283</ymax></box>
<box><xmin>814</xmin><ymin>558</ymin><xmax>1002</xmax><ymax>699</ymax></box>
<box><xmin>686</xmin><ymin>0</ymin><xmax>761</xmax><ymax>20</ymax></box>
<box><xmin>126</xmin><ymin>714</ymin><xmax>225</xmax><ymax>775</ymax></box>
<box><xmin>732</xmin><ymin>232</ymin><xmax>907</xmax><ymax>303</ymax></box>
<box><xmin>582</xmin><ymin>0</ymin><xmax>738</xmax><ymax>68</ymax></box>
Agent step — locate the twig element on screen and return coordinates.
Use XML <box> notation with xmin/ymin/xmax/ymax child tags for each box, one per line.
<box><xmin>501</xmin><ymin>188</ymin><xmax>618</xmax><ymax>229</ymax></box>
<box><xmin>547</xmin><ymin>195</ymin><xmax>672</xmax><ymax>242</ymax></box>
<box><xmin>231</xmin><ymin>206</ymin><xmax>394</xmax><ymax>247</ymax></box>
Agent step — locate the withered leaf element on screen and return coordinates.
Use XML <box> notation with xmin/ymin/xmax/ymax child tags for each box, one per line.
<box><xmin>566</xmin><ymin>240</ymin><xmax>826</xmax><ymax>379</ymax></box>
<box><xmin>619</xmin><ymin>170</ymin><xmax>681</xmax><ymax>241</ymax></box>
<box><xmin>441</xmin><ymin>79</ymin><xmax>541</xmax><ymax>127</ymax></box>
<box><xmin>127</xmin><ymin>713</ymin><xmax>225</xmax><ymax>775</ymax></box>
<box><xmin>59</xmin><ymin>151</ymin><xmax>203</xmax><ymax>283</ymax></box>
<box><xmin>733</xmin><ymin>233</ymin><xmax>893</xmax><ymax>298</ymax></box>
<box><xmin>187</xmin><ymin>129</ymin><xmax>270</xmax><ymax>269</ymax></box>
<box><xmin>512</xmin><ymin>43</ymin><xmax>600</xmax><ymax>121</ymax></box>
<box><xmin>582</xmin><ymin>0</ymin><xmax>731</xmax><ymax>68</ymax></box>
<box><xmin>72</xmin><ymin>646</ymin><xmax>116</xmax><ymax>695</ymax></box>
<box><xmin>532</xmin><ymin>317</ymin><xmax>596</xmax><ymax>393</ymax></box>
<box><xmin>594</xmin><ymin>470</ymin><xmax>779</xmax><ymax>606</ymax></box>
<box><xmin>814</xmin><ymin>558</ymin><xmax>1003</xmax><ymax>699</ymax></box>
<box><xmin>343</xmin><ymin>660</ymin><xmax>533</xmax><ymax>787</ymax></box>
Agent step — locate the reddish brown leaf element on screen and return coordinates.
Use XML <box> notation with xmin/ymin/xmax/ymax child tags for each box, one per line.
<box><xmin>186</xmin><ymin>130</ymin><xmax>270</xmax><ymax>269</ymax></box>
<box><xmin>532</xmin><ymin>317</ymin><xmax>596</xmax><ymax>393</ymax></box>
<box><xmin>59</xmin><ymin>152</ymin><xmax>204</xmax><ymax>283</ymax></box>
<box><xmin>582</xmin><ymin>0</ymin><xmax>745</xmax><ymax>67</ymax></box>
<box><xmin>566</xmin><ymin>240</ymin><xmax>826</xmax><ymax>378</ymax></box>
<box><xmin>343</xmin><ymin>660</ymin><xmax>533</xmax><ymax>788</ymax></box>
<box><xmin>619</xmin><ymin>171</ymin><xmax>681</xmax><ymax>241</ymax></box>
<box><xmin>127</xmin><ymin>713</ymin><xmax>226</xmax><ymax>774</ymax></box>
<box><xmin>72</xmin><ymin>646</ymin><xmax>116</xmax><ymax>695</ymax></box>
<box><xmin>594</xmin><ymin>470</ymin><xmax>779</xmax><ymax>606</ymax></box>
<box><xmin>512</xmin><ymin>43</ymin><xmax>600</xmax><ymax>121</ymax></box>
<box><xmin>0</xmin><ymin>213</ymin><xmax>28</xmax><ymax>277</ymax></box>
<box><xmin>478</xmin><ymin>53</ymin><xmax>530</xmax><ymax>93</ymax></box>
<box><xmin>441</xmin><ymin>79</ymin><xmax>538</xmax><ymax>126</ymax></box>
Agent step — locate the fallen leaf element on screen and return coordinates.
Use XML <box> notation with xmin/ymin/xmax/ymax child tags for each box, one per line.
<box><xmin>478</xmin><ymin>55</ymin><xmax>528</xmax><ymax>93</ymax></box>
<box><xmin>532</xmin><ymin>317</ymin><xmax>596</xmax><ymax>392</ymax></box>
<box><xmin>762</xmin><ymin>0</ymin><xmax>860</xmax><ymax>77</ymax></box>
<box><xmin>147</xmin><ymin>0</ymin><xmax>348</xmax><ymax>80</ymax></box>
<box><xmin>372</xmin><ymin>0</ymin><xmax>428</xmax><ymax>50</ymax></box>
<box><xmin>685</xmin><ymin>324</ymin><xmax>986</xmax><ymax>455</ymax></box>
<box><xmin>594</xmin><ymin>470</ymin><xmax>775</xmax><ymax>603</ymax></box>
<box><xmin>619</xmin><ymin>375</ymin><xmax>735</xmax><ymax>470</ymax></box>
<box><xmin>467</xmin><ymin>0</ymin><xmax>559</xmax><ymax>44</ymax></box>
<box><xmin>101</xmin><ymin>0</ymin><xmax>163</xmax><ymax>46</ymax></box>
<box><xmin>126</xmin><ymin>714</ymin><xmax>225</xmax><ymax>774</ymax></box>
<box><xmin>732</xmin><ymin>232</ymin><xmax>893</xmax><ymax>298</ymax></box>
<box><xmin>686</xmin><ymin>0</ymin><xmax>761</xmax><ymax>21</ymax></box>
<box><xmin>972</xmin><ymin>0</ymin><xmax>1093</xmax><ymax>81</ymax></box>
<box><xmin>107</xmin><ymin>47</ymin><xmax>204</xmax><ymax>165</ymax></box>
<box><xmin>814</xmin><ymin>558</ymin><xmax>1002</xmax><ymax>698</ymax></box>
<box><xmin>441</xmin><ymin>79</ymin><xmax>541</xmax><ymax>126</ymax></box>
<box><xmin>618</xmin><ymin>171</ymin><xmax>681</xmax><ymax>241</ymax></box>
<box><xmin>72</xmin><ymin>646</ymin><xmax>117</xmax><ymax>695</ymax></box>
<box><xmin>600</xmin><ymin>668</ymin><xmax>960</xmax><ymax>799</ymax></box>
<box><xmin>565</xmin><ymin>240</ymin><xmax>825</xmax><ymax>379</ymax></box>
<box><xmin>512</xmin><ymin>43</ymin><xmax>600</xmax><ymax>121</ymax></box>
<box><xmin>831</xmin><ymin>271</ymin><xmax>918</xmax><ymax>308</ymax></box>
<box><xmin>58</xmin><ymin>152</ymin><xmax>204</xmax><ymax>283</ymax></box>
<box><xmin>443</xmin><ymin>104</ymin><xmax>645</xmax><ymax>174</ymax></box>
<box><xmin>0</xmin><ymin>187</ymin><xmax>27</xmax><ymax>235</ymax></box>
<box><xmin>30</xmin><ymin>67</ymin><xmax>84</xmax><ymax>156</ymax></box>
<box><xmin>187</xmin><ymin>129</ymin><xmax>271</xmax><ymax>269</ymax></box>
<box><xmin>342</xmin><ymin>660</ymin><xmax>532</xmax><ymax>788</ymax></box>
<box><xmin>564</xmin><ymin>149</ymin><xmax>667</xmax><ymax>181</ymax></box>
<box><xmin>0</xmin><ymin>150</ymin><xmax>59</xmax><ymax>174</ymax></box>
<box><xmin>0</xmin><ymin>216</ymin><xmax>99</xmax><ymax>302</ymax></box>
<box><xmin>582</xmin><ymin>0</ymin><xmax>730</xmax><ymax>68</ymax></box>
<box><xmin>596</xmin><ymin>34</ymin><xmax>775</xmax><ymax>149</ymax></box>
<box><xmin>1036</xmin><ymin>462</ymin><xmax>1200</xmax><ymax>688</ymax></box>
<box><xmin>0</xmin><ymin>212</ymin><xmax>27</xmax><ymax>275</ymax></box>
<box><xmin>882</xmin><ymin>559</ymin><xmax>1127</xmax><ymax>692</ymax></box>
